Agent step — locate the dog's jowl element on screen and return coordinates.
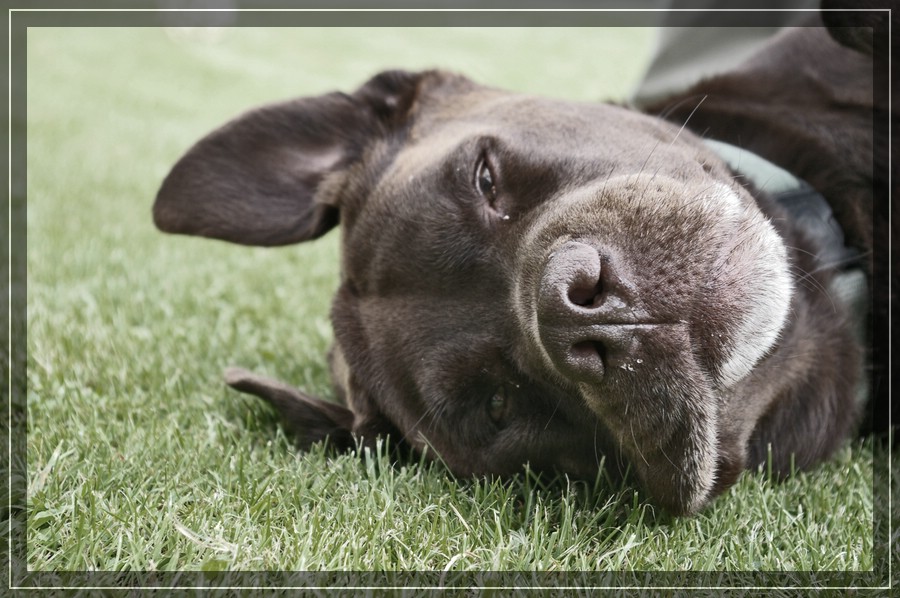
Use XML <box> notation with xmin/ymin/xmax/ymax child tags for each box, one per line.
<box><xmin>154</xmin><ymin>24</ymin><xmax>878</xmax><ymax>515</ymax></box>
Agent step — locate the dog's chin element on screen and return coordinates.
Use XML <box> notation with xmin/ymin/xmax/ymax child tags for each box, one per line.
<box><xmin>514</xmin><ymin>174</ymin><xmax>794</xmax><ymax>514</ymax></box>
<box><xmin>701</xmin><ymin>189</ymin><xmax>794</xmax><ymax>389</ymax></box>
<box><xmin>581</xmin><ymin>362</ymin><xmax>720</xmax><ymax>515</ymax></box>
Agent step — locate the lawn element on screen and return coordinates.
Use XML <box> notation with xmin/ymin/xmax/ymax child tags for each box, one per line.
<box><xmin>17</xmin><ymin>22</ymin><xmax>893</xmax><ymax>591</ymax></box>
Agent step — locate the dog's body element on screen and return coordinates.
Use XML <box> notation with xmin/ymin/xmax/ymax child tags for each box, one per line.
<box><xmin>154</xmin><ymin>20</ymin><xmax>887</xmax><ymax>515</ymax></box>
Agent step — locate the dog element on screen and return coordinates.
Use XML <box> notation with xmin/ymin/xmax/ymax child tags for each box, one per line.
<box><xmin>153</xmin><ymin>17</ymin><xmax>887</xmax><ymax>516</ymax></box>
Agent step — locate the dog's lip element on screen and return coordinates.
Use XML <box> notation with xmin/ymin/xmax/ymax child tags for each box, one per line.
<box><xmin>573</xmin><ymin>320</ymin><xmax>689</xmax><ymax>372</ymax></box>
<box><xmin>577</xmin><ymin>320</ymin><xmax>683</xmax><ymax>326</ymax></box>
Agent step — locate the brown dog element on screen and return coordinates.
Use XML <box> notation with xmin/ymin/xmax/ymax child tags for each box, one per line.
<box><xmin>153</xmin><ymin>21</ymin><xmax>883</xmax><ymax>515</ymax></box>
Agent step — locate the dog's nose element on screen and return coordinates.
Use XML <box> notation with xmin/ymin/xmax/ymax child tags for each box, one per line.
<box><xmin>537</xmin><ymin>241</ymin><xmax>637</xmax><ymax>383</ymax></box>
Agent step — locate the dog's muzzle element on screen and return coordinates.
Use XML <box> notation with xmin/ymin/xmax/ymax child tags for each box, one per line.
<box><xmin>511</xmin><ymin>173</ymin><xmax>794</xmax><ymax>514</ymax></box>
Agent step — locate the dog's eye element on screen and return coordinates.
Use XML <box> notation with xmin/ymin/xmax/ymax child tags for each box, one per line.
<box><xmin>475</xmin><ymin>157</ymin><xmax>497</xmax><ymax>202</ymax></box>
<box><xmin>488</xmin><ymin>386</ymin><xmax>509</xmax><ymax>424</ymax></box>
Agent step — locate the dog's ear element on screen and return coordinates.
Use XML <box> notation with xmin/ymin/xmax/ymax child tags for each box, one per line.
<box><xmin>224</xmin><ymin>367</ymin><xmax>400</xmax><ymax>454</ymax></box>
<box><xmin>153</xmin><ymin>70</ymin><xmax>428</xmax><ymax>246</ymax></box>
<box><xmin>224</xmin><ymin>367</ymin><xmax>356</xmax><ymax>450</ymax></box>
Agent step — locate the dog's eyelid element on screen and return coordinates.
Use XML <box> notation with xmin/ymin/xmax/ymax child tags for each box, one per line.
<box><xmin>474</xmin><ymin>154</ymin><xmax>497</xmax><ymax>200</ymax></box>
<box><xmin>487</xmin><ymin>384</ymin><xmax>511</xmax><ymax>425</ymax></box>
<box><xmin>473</xmin><ymin>150</ymin><xmax>514</xmax><ymax>224</ymax></box>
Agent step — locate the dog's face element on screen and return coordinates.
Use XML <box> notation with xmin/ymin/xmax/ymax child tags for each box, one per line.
<box><xmin>155</xmin><ymin>70</ymin><xmax>796</xmax><ymax>515</ymax></box>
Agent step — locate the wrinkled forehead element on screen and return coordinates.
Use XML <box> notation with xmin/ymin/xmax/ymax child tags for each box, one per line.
<box><xmin>409</xmin><ymin>89</ymin><xmax>689</xmax><ymax>163</ymax></box>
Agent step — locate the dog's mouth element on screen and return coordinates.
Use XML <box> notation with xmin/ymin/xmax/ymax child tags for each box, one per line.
<box><xmin>513</xmin><ymin>173</ymin><xmax>793</xmax><ymax>514</ymax></box>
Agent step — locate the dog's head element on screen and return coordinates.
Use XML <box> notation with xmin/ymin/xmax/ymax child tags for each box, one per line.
<box><xmin>155</xmin><ymin>70</ymin><xmax>799</xmax><ymax>515</ymax></box>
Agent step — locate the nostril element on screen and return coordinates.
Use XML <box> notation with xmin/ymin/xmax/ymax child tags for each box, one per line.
<box><xmin>567</xmin><ymin>278</ymin><xmax>604</xmax><ymax>308</ymax></box>
<box><xmin>571</xmin><ymin>340</ymin><xmax>607</xmax><ymax>368</ymax></box>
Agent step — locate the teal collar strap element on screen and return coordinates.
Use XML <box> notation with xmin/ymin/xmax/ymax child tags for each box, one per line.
<box><xmin>703</xmin><ymin>138</ymin><xmax>801</xmax><ymax>195</ymax></box>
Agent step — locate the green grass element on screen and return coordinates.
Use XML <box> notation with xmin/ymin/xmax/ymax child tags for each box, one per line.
<box><xmin>20</xmin><ymin>25</ymin><xmax>892</xmax><ymax>589</ymax></box>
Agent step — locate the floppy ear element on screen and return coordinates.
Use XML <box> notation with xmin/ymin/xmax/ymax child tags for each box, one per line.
<box><xmin>224</xmin><ymin>367</ymin><xmax>401</xmax><ymax>454</ymax></box>
<box><xmin>224</xmin><ymin>367</ymin><xmax>356</xmax><ymax>450</ymax></box>
<box><xmin>153</xmin><ymin>70</ymin><xmax>427</xmax><ymax>246</ymax></box>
